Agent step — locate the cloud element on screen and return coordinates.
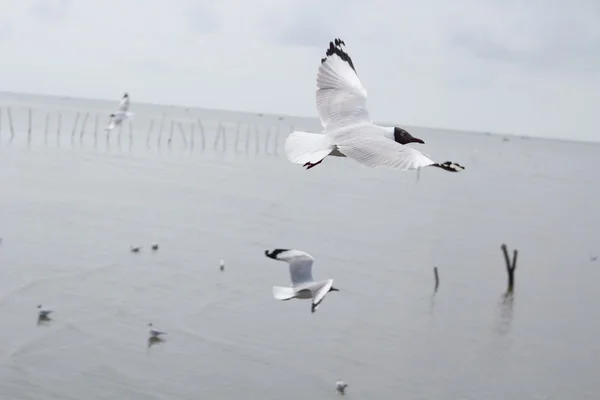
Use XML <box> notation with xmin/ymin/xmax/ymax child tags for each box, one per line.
<box><xmin>0</xmin><ymin>0</ymin><xmax>598</xmax><ymax>141</ymax></box>
<box><xmin>186</xmin><ymin>4</ymin><xmax>220</xmax><ymax>35</ymax></box>
<box><xmin>29</xmin><ymin>0</ymin><xmax>70</xmax><ymax>21</ymax></box>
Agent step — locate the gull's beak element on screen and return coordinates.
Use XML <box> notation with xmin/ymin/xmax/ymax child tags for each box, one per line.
<box><xmin>407</xmin><ymin>136</ymin><xmax>425</xmax><ymax>144</ymax></box>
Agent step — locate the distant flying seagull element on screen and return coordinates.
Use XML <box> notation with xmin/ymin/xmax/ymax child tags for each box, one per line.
<box><xmin>336</xmin><ymin>380</ymin><xmax>348</xmax><ymax>395</ymax></box>
<box><xmin>37</xmin><ymin>304</ymin><xmax>52</xmax><ymax>318</ymax></box>
<box><xmin>284</xmin><ymin>38</ymin><xmax>465</xmax><ymax>173</ymax></box>
<box><xmin>105</xmin><ymin>93</ymin><xmax>134</xmax><ymax>132</ymax></box>
<box><xmin>264</xmin><ymin>249</ymin><xmax>339</xmax><ymax>313</ymax></box>
<box><xmin>148</xmin><ymin>322</ymin><xmax>166</xmax><ymax>338</ymax></box>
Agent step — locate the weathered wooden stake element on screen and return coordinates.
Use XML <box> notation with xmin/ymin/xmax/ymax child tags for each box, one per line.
<box><xmin>27</xmin><ymin>108</ymin><xmax>32</xmax><ymax>144</ymax></box>
<box><xmin>146</xmin><ymin>119</ymin><xmax>154</xmax><ymax>148</ymax></box>
<box><xmin>7</xmin><ymin>108</ymin><xmax>15</xmax><ymax>142</ymax></box>
<box><xmin>93</xmin><ymin>114</ymin><xmax>99</xmax><ymax>147</ymax></box>
<box><xmin>71</xmin><ymin>112</ymin><xmax>80</xmax><ymax>144</ymax></box>
<box><xmin>501</xmin><ymin>244</ymin><xmax>518</xmax><ymax>292</ymax></box>
<box><xmin>157</xmin><ymin>114</ymin><xmax>166</xmax><ymax>147</ymax></box>
<box><xmin>273</xmin><ymin>124</ymin><xmax>280</xmax><ymax>156</ymax></box>
<box><xmin>168</xmin><ymin>120</ymin><xmax>175</xmax><ymax>146</ymax></box>
<box><xmin>177</xmin><ymin>122</ymin><xmax>188</xmax><ymax>149</ymax></box>
<box><xmin>79</xmin><ymin>112</ymin><xmax>89</xmax><ymax>142</ymax></box>
<box><xmin>264</xmin><ymin>127</ymin><xmax>271</xmax><ymax>155</ymax></box>
<box><xmin>234</xmin><ymin>120</ymin><xmax>241</xmax><ymax>153</ymax></box>
<box><xmin>433</xmin><ymin>267</ymin><xmax>440</xmax><ymax>293</ymax></box>
<box><xmin>196</xmin><ymin>118</ymin><xmax>206</xmax><ymax>151</ymax></box>
<box><xmin>254</xmin><ymin>125</ymin><xmax>260</xmax><ymax>154</ymax></box>
<box><xmin>190</xmin><ymin>122</ymin><xmax>195</xmax><ymax>150</ymax></box>
<box><xmin>56</xmin><ymin>112</ymin><xmax>62</xmax><ymax>145</ymax></box>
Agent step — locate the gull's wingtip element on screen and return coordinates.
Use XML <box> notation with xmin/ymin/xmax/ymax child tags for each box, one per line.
<box><xmin>433</xmin><ymin>161</ymin><xmax>465</xmax><ymax>173</ymax></box>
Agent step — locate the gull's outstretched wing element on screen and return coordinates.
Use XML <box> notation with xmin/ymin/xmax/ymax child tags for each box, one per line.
<box><xmin>118</xmin><ymin>93</ymin><xmax>130</xmax><ymax>113</ymax></box>
<box><xmin>311</xmin><ymin>279</ymin><xmax>333</xmax><ymax>313</ymax></box>
<box><xmin>265</xmin><ymin>249</ymin><xmax>315</xmax><ymax>286</ymax></box>
<box><xmin>316</xmin><ymin>38</ymin><xmax>370</xmax><ymax>131</ymax></box>
<box><xmin>336</xmin><ymin>125</ymin><xmax>466</xmax><ymax>172</ymax></box>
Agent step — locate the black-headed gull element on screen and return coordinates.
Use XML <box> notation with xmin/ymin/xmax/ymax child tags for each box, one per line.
<box><xmin>284</xmin><ymin>38</ymin><xmax>465</xmax><ymax>173</ymax></box>
<box><xmin>148</xmin><ymin>322</ymin><xmax>166</xmax><ymax>338</ymax></box>
<box><xmin>151</xmin><ymin>243</ymin><xmax>159</xmax><ymax>251</ymax></box>
<box><xmin>264</xmin><ymin>249</ymin><xmax>339</xmax><ymax>313</ymax></box>
<box><xmin>37</xmin><ymin>304</ymin><xmax>52</xmax><ymax>318</ymax></box>
<box><xmin>336</xmin><ymin>380</ymin><xmax>348</xmax><ymax>395</ymax></box>
<box><xmin>219</xmin><ymin>259</ymin><xmax>225</xmax><ymax>271</ymax></box>
<box><xmin>105</xmin><ymin>93</ymin><xmax>134</xmax><ymax>132</ymax></box>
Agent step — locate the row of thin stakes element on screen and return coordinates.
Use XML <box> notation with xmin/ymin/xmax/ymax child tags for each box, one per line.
<box><xmin>433</xmin><ymin>244</ymin><xmax>519</xmax><ymax>294</ymax></box>
<box><xmin>0</xmin><ymin>107</ymin><xmax>292</xmax><ymax>155</ymax></box>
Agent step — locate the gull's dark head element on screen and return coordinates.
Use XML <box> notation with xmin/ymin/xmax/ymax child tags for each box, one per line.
<box><xmin>394</xmin><ymin>127</ymin><xmax>424</xmax><ymax>145</ymax></box>
<box><xmin>123</xmin><ymin>93</ymin><xmax>129</xmax><ymax>98</ymax></box>
<box><xmin>109</xmin><ymin>113</ymin><xmax>116</xmax><ymax>118</ymax></box>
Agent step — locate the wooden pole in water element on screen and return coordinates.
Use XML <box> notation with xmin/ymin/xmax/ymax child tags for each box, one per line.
<box><xmin>168</xmin><ymin>120</ymin><xmax>175</xmax><ymax>146</ymax></box>
<box><xmin>234</xmin><ymin>120</ymin><xmax>241</xmax><ymax>153</ymax></box>
<box><xmin>44</xmin><ymin>113</ymin><xmax>49</xmax><ymax>145</ymax></box>
<box><xmin>7</xmin><ymin>108</ymin><xmax>15</xmax><ymax>142</ymax></box>
<box><xmin>254</xmin><ymin>125</ymin><xmax>260</xmax><ymax>154</ymax></box>
<box><xmin>79</xmin><ymin>112</ymin><xmax>89</xmax><ymax>142</ymax></box>
<box><xmin>501</xmin><ymin>244</ymin><xmax>518</xmax><ymax>293</ymax></box>
<box><xmin>176</xmin><ymin>122</ymin><xmax>188</xmax><ymax>149</ymax></box>
<box><xmin>190</xmin><ymin>122</ymin><xmax>195</xmax><ymax>150</ymax></box>
<box><xmin>157</xmin><ymin>113</ymin><xmax>166</xmax><ymax>147</ymax></box>
<box><xmin>264</xmin><ymin>126</ymin><xmax>271</xmax><ymax>155</ymax></box>
<box><xmin>213</xmin><ymin>122</ymin><xmax>222</xmax><ymax>151</ymax></box>
<box><xmin>71</xmin><ymin>112</ymin><xmax>80</xmax><ymax>144</ymax></box>
<box><xmin>433</xmin><ymin>267</ymin><xmax>440</xmax><ymax>293</ymax></box>
<box><xmin>273</xmin><ymin>124</ymin><xmax>280</xmax><ymax>156</ymax></box>
<box><xmin>245</xmin><ymin>124</ymin><xmax>251</xmax><ymax>154</ymax></box>
<box><xmin>93</xmin><ymin>114</ymin><xmax>99</xmax><ymax>147</ymax></box>
<box><xmin>146</xmin><ymin>119</ymin><xmax>154</xmax><ymax>148</ymax></box>
<box><xmin>196</xmin><ymin>118</ymin><xmax>205</xmax><ymax>151</ymax></box>
<box><xmin>220</xmin><ymin>124</ymin><xmax>227</xmax><ymax>153</ymax></box>
<box><xmin>27</xmin><ymin>108</ymin><xmax>32</xmax><ymax>145</ymax></box>
<box><xmin>57</xmin><ymin>112</ymin><xmax>62</xmax><ymax>145</ymax></box>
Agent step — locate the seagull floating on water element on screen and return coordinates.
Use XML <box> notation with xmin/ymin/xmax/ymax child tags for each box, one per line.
<box><xmin>148</xmin><ymin>322</ymin><xmax>166</xmax><ymax>338</ymax></box>
<box><xmin>284</xmin><ymin>38</ymin><xmax>465</xmax><ymax>173</ymax></box>
<box><xmin>105</xmin><ymin>93</ymin><xmax>134</xmax><ymax>133</ymax></box>
<box><xmin>37</xmin><ymin>304</ymin><xmax>52</xmax><ymax>318</ymax></box>
<box><xmin>336</xmin><ymin>380</ymin><xmax>348</xmax><ymax>395</ymax></box>
<box><xmin>130</xmin><ymin>246</ymin><xmax>141</xmax><ymax>253</ymax></box>
<box><xmin>151</xmin><ymin>243</ymin><xmax>159</xmax><ymax>251</ymax></box>
<box><xmin>265</xmin><ymin>249</ymin><xmax>339</xmax><ymax>313</ymax></box>
<box><xmin>219</xmin><ymin>259</ymin><xmax>225</xmax><ymax>271</ymax></box>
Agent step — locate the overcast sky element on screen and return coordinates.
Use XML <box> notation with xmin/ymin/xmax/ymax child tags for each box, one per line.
<box><xmin>0</xmin><ymin>0</ymin><xmax>598</xmax><ymax>140</ymax></box>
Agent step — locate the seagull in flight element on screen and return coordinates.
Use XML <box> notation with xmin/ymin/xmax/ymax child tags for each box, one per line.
<box><xmin>284</xmin><ymin>38</ymin><xmax>465</xmax><ymax>173</ymax></box>
<box><xmin>265</xmin><ymin>248</ymin><xmax>339</xmax><ymax>313</ymax></box>
<box><xmin>105</xmin><ymin>92</ymin><xmax>134</xmax><ymax>132</ymax></box>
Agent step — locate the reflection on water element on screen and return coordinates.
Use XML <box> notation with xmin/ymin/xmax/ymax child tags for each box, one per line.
<box><xmin>494</xmin><ymin>290</ymin><xmax>515</xmax><ymax>337</ymax></box>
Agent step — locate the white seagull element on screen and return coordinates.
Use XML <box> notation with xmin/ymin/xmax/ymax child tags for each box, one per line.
<box><xmin>148</xmin><ymin>322</ymin><xmax>166</xmax><ymax>338</ymax></box>
<box><xmin>105</xmin><ymin>92</ymin><xmax>134</xmax><ymax>132</ymax></box>
<box><xmin>37</xmin><ymin>304</ymin><xmax>52</xmax><ymax>318</ymax></box>
<box><xmin>264</xmin><ymin>249</ymin><xmax>339</xmax><ymax>313</ymax></box>
<box><xmin>284</xmin><ymin>38</ymin><xmax>465</xmax><ymax>173</ymax></box>
<box><xmin>336</xmin><ymin>380</ymin><xmax>348</xmax><ymax>395</ymax></box>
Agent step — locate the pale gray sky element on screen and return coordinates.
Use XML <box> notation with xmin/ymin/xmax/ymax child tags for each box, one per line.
<box><xmin>0</xmin><ymin>0</ymin><xmax>598</xmax><ymax>140</ymax></box>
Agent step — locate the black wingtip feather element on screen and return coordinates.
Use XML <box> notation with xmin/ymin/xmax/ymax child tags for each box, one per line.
<box><xmin>320</xmin><ymin>37</ymin><xmax>357</xmax><ymax>73</ymax></box>
<box><xmin>265</xmin><ymin>248</ymin><xmax>289</xmax><ymax>260</ymax></box>
<box><xmin>432</xmin><ymin>161</ymin><xmax>466</xmax><ymax>173</ymax></box>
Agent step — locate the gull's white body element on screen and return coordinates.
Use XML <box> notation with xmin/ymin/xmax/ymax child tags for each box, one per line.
<box><xmin>284</xmin><ymin>38</ymin><xmax>464</xmax><ymax>172</ymax></box>
<box><xmin>265</xmin><ymin>249</ymin><xmax>338</xmax><ymax>313</ymax></box>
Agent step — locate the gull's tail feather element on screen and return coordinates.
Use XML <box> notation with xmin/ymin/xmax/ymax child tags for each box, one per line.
<box><xmin>273</xmin><ymin>286</ymin><xmax>296</xmax><ymax>301</ymax></box>
<box><xmin>284</xmin><ymin>131</ymin><xmax>333</xmax><ymax>166</ymax></box>
<box><xmin>432</xmin><ymin>161</ymin><xmax>465</xmax><ymax>173</ymax></box>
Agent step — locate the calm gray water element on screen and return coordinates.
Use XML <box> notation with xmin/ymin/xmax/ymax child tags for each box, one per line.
<box><xmin>1</xmin><ymin>92</ymin><xmax>599</xmax><ymax>399</ymax></box>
